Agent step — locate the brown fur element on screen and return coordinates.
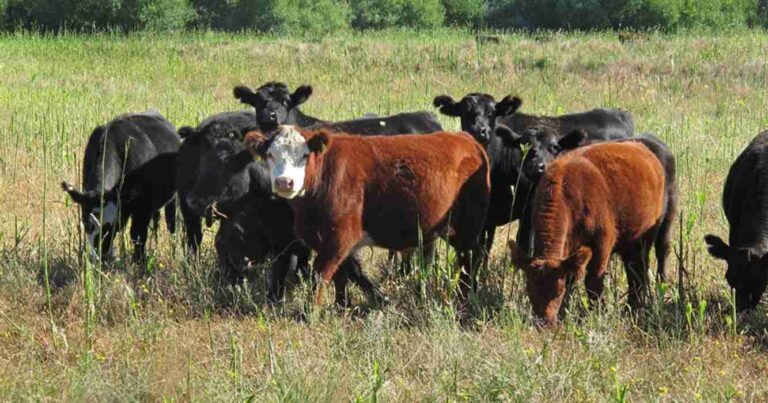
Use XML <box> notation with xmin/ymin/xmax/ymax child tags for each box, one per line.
<box><xmin>246</xmin><ymin>129</ymin><xmax>491</xmax><ymax>306</ymax></box>
<box><xmin>507</xmin><ymin>142</ymin><xmax>665</xmax><ymax>325</ymax></box>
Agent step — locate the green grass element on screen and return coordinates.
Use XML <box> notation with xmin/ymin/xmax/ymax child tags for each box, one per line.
<box><xmin>1</xmin><ymin>29</ymin><xmax>768</xmax><ymax>400</ymax></box>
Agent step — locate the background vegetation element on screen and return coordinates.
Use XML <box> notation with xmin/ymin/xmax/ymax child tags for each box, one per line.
<box><xmin>0</xmin><ymin>30</ymin><xmax>767</xmax><ymax>400</ymax></box>
<box><xmin>0</xmin><ymin>0</ymin><xmax>766</xmax><ymax>34</ymax></box>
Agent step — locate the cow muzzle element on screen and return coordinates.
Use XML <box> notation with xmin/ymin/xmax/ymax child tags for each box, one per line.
<box><xmin>274</xmin><ymin>177</ymin><xmax>295</xmax><ymax>193</ymax></box>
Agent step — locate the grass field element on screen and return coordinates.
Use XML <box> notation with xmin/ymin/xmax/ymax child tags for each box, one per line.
<box><xmin>0</xmin><ymin>29</ymin><xmax>767</xmax><ymax>400</ymax></box>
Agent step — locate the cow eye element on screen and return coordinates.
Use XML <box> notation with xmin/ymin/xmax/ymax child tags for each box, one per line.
<box><xmin>282</xmin><ymin>100</ymin><xmax>289</xmax><ymax>106</ymax></box>
<box><xmin>550</xmin><ymin>144</ymin><xmax>560</xmax><ymax>152</ymax></box>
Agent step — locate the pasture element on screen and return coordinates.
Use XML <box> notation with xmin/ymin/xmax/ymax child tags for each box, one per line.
<box><xmin>0</xmin><ymin>29</ymin><xmax>767</xmax><ymax>400</ymax></box>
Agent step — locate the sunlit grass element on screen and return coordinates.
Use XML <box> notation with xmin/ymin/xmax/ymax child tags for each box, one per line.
<box><xmin>0</xmin><ymin>29</ymin><xmax>767</xmax><ymax>400</ymax></box>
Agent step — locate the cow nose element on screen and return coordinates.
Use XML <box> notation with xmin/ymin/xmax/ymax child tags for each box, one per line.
<box><xmin>481</xmin><ymin>127</ymin><xmax>491</xmax><ymax>138</ymax></box>
<box><xmin>537</xmin><ymin>163</ymin><xmax>546</xmax><ymax>173</ymax></box>
<box><xmin>275</xmin><ymin>177</ymin><xmax>294</xmax><ymax>192</ymax></box>
<box><xmin>269</xmin><ymin>111</ymin><xmax>277</xmax><ymax>121</ymax></box>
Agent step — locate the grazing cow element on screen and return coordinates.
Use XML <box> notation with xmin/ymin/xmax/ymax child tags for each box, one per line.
<box><xmin>244</xmin><ymin>126</ymin><xmax>491</xmax><ymax>305</ymax></box>
<box><xmin>176</xmin><ymin>110</ymin><xmax>256</xmax><ymax>254</ymax></box>
<box><xmin>61</xmin><ymin>111</ymin><xmax>180</xmax><ymax>262</ymax></box>
<box><xmin>434</xmin><ymin>92</ymin><xmax>634</xmax><ymax>255</ymax></box>
<box><xmin>186</xmin><ymin>136</ymin><xmax>383</xmax><ymax>304</ymax></box>
<box><xmin>705</xmin><ymin>130</ymin><xmax>768</xmax><ymax>311</ymax></box>
<box><xmin>511</xmin><ymin>128</ymin><xmax>678</xmax><ymax>281</ymax></box>
<box><xmin>507</xmin><ymin>142</ymin><xmax>665</xmax><ymax>325</ymax></box>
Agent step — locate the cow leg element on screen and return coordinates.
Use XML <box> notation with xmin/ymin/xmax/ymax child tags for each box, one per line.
<box><xmin>268</xmin><ymin>253</ymin><xmax>298</xmax><ymax>303</ymax></box>
<box><xmin>516</xmin><ymin>204</ymin><xmax>535</xmax><ymax>255</ymax></box>
<box><xmin>180</xmin><ymin>198</ymin><xmax>202</xmax><ymax>255</ymax></box>
<box><xmin>655</xmin><ymin>212</ymin><xmax>674</xmax><ymax>282</ymax></box>
<box><xmin>343</xmin><ymin>252</ymin><xmax>386</xmax><ymax>305</ymax></box>
<box><xmin>622</xmin><ymin>237</ymin><xmax>653</xmax><ymax>310</ymax></box>
<box><xmin>584</xmin><ymin>244</ymin><xmax>612</xmax><ymax>310</ymax></box>
<box><xmin>130</xmin><ymin>211</ymin><xmax>152</xmax><ymax>263</ymax></box>
<box><xmin>164</xmin><ymin>199</ymin><xmax>177</xmax><ymax>234</ymax></box>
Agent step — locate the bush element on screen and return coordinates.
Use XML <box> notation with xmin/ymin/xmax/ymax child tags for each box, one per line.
<box><xmin>352</xmin><ymin>0</ymin><xmax>445</xmax><ymax>29</ymax></box>
<box><xmin>270</xmin><ymin>0</ymin><xmax>351</xmax><ymax>35</ymax></box>
<box><xmin>137</xmin><ymin>0</ymin><xmax>196</xmax><ymax>31</ymax></box>
<box><xmin>442</xmin><ymin>0</ymin><xmax>486</xmax><ymax>27</ymax></box>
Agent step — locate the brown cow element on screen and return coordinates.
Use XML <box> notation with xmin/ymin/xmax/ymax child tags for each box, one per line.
<box><xmin>507</xmin><ymin>142</ymin><xmax>665</xmax><ymax>325</ymax></box>
<box><xmin>244</xmin><ymin>125</ymin><xmax>490</xmax><ymax>306</ymax></box>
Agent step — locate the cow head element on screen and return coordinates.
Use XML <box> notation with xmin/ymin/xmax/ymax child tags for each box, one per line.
<box><xmin>61</xmin><ymin>182</ymin><xmax>121</xmax><ymax>261</ymax></box>
<box><xmin>508</xmin><ymin>239</ymin><xmax>592</xmax><ymax>325</ymax></box>
<box><xmin>433</xmin><ymin>93</ymin><xmax>522</xmax><ymax>144</ymax></box>
<box><xmin>234</xmin><ymin>82</ymin><xmax>313</xmax><ymax>132</ymax></box>
<box><xmin>244</xmin><ymin>125</ymin><xmax>329</xmax><ymax>200</ymax></box>
<box><xmin>497</xmin><ymin>126</ymin><xmax>588</xmax><ymax>182</ymax></box>
<box><xmin>704</xmin><ymin>234</ymin><xmax>768</xmax><ymax>311</ymax></box>
<box><xmin>186</xmin><ymin>135</ymin><xmax>254</xmax><ymax>216</ymax></box>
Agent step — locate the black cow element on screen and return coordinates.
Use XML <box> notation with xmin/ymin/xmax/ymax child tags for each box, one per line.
<box><xmin>186</xmin><ymin>136</ymin><xmax>384</xmax><ymax>304</ymax></box>
<box><xmin>233</xmin><ymin>82</ymin><xmax>443</xmax><ymax>136</ymax></box>
<box><xmin>176</xmin><ymin>110</ymin><xmax>256</xmax><ymax>254</ymax></box>
<box><xmin>61</xmin><ymin>111</ymin><xmax>180</xmax><ymax>262</ymax></box>
<box><xmin>433</xmin><ymin>92</ymin><xmax>634</xmax><ymax>254</ymax></box>
<box><xmin>705</xmin><ymin>130</ymin><xmax>768</xmax><ymax>311</ymax></box>
<box><xmin>508</xmin><ymin>127</ymin><xmax>678</xmax><ymax>281</ymax></box>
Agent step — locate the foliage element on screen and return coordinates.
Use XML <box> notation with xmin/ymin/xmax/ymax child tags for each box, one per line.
<box><xmin>442</xmin><ymin>0</ymin><xmax>487</xmax><ymax>27</ymax></box>
<box><xmin>352</xmin><ymin>0</ymin><xmax>445</xmax><ymax>30</ymax></box>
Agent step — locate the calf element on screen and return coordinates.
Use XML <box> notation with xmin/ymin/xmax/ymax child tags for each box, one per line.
<box><xmin>705</xmin><ymin>130</ymin><xmax>768</xmax><ymax>311</ymax></box>
<box><xmin>62</xmin><ymin>111</ymin><xmax>180</xmax><ymax>262</ymax></box>
<box><xmin>186</xmin><ymin>136</ymin><xmax>383</xmax><ymax>304</ymax></box>
<box><xmin>244</xmin><ymin>126</ymin><xmax>491</xmax><ymax>305</ymax></box>
<box><xmin>434</xmin><ymin>93</ymin><xmax>634</xmax><ymax>254</ymax></box>
<box><xmin>176</xmin><ymin>110</ymin><xmax>256</xmax><ymax>254</ymax></box>
<box><xmin>510</xmin><ymin>127</ymin><xmax>678</xmax><ymax>280</ymax></box>
<box><xmin>507</xmin><ymin>142</ymin><xmax>665</xmax><ymax>325</ymax></box>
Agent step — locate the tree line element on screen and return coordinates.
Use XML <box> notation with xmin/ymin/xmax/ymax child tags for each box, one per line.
<box><xmin>1</xmin><ymin>0</ymin><xmax>765</xmax><ymax>34</ymax></box>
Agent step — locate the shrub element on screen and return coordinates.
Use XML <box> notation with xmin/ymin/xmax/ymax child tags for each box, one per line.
<box><xmin>270</xmin><ymin>0</ymin><xmax>351</xmax><ymax>35</ymax></box>
<box><xmin>352</xmin><ymin>0</ymin><xmax>445</xmax><ymax>30</ymax></box>
<box><xmin>442</xmin><ymin>0</ymin><xmax>486</xmax><ymax>27</ymax></box>
<box><xmin>137</xmin><ymin>0</ymin><xmax>196</xmax><ymax>31</ymax></box>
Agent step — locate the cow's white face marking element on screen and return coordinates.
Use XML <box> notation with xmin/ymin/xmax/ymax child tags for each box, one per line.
<box><xmin>86</xmin><ymin>202</ymin><xmax>118</xmax><ymax>251</ymax></box>
<box><xmin>265</xmin><ymin>126</ymin><xmax>310</xmax><ymax>199</ymax></box>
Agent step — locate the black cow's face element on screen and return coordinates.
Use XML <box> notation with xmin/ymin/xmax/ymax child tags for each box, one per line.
<box><xmin>186</xmin><ymin>137</ymin><xmax>253</xmax><ymax>216</ymax></box>
<box><xmin>496</xmin><ymin>125</ymin><xmax>587</xmax><ymax>182</ymax></box>
<box><xmin>61</xmin><ymin>182</ymin><xmax>120</xmax><ymax>261</ymax></box>
<box><xmin>234</xmin><ymin>82</ymin><xmax>313</xmax><ymax>132</ymax></box>
<box><xmin>433</xmin><ymin>93</ymin><xmax>522</xmax><ymax>145</ymax></box>
<box><xmin>705</xmin><ymin>235</ymin><xmax>768</xmax><ymax>311</ymax></box>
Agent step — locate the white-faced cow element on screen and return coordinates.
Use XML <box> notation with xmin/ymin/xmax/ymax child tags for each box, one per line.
<box><xmin>176</xmin><ymin>110</ymin><xmax>256</xmax><ymax>254</ymax></box>
<box><xmin>705</xmin><ymin>130</ymin><xmax>768</xmax><ymax>311</ymax></box>
<box><xmin>186</xmin><ymin>135</ymin><xmax>384</xmax><ymax>304</ymax></box>
<box><xmin>244</xmin><ymin>126</ymin><xmax>490</xmax><ymax>306</ymax></box>
<box><xmin>62</xmin><ymin>111</ymin><xmax>180</xmax><ymax>262</ymax></box>
<box><xmin>508</xmin><ymin>127</ymin><xmax>678</xmax><ymax>281</ymax></box>
<box><xmin>433</xmin><ymin>92</ymin><xmax>634</xmax><ymax>255</ymax></box>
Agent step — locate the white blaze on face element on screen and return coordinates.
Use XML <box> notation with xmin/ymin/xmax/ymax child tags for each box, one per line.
<box><xmin>266</xmin><ymin>126</ymin><xmax>310</xmax><ymax>199</ymax></box>
<box><xmin>86</xmin><ymin>201</ymin><xmax>118</xmax><ymax>251</ymax></box>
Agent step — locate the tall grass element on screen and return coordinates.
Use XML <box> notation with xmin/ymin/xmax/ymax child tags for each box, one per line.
<box><xmin>0</xmin><ymin>30</ymin><xmax>767</xmax><ymax>400</ymax></box>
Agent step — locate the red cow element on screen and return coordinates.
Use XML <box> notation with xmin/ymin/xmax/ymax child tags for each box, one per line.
<box><xmin>507</xmin><ymin>142</ymin><xmax>665</xmax><ymax>325</ymax></box>
<box><xmin>245</xmin><ymin>125</ymin><xmax>490</xmax><ymax>306</ymax></box>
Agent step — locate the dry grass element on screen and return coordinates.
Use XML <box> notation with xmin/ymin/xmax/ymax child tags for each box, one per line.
<box><xmin>0</xmin><ymin>29</ymin><xmax>767</xmax><ymax>401</ymax></box>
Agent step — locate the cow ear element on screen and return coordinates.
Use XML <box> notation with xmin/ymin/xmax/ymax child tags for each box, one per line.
<box><xmin>495</xmin><ymin>123</ymin><xmax>524</xmax><ymax>147</ymax></box>
<box><xmin>508</xmin><ymin>240</ymin><xmax>532</xmax><ymax>272</ymax></box>
<box><xmin>233</xmin><ymin>85</ymin><xmax>256</xmax><ymax>105</ymax></box>
<box><xmin>307</xmin><ymin>130</ymin><xmax>331</xmax><ymax>155</ymax></box>
<box><xmin>61</xmin><ymin>181</ymin><xmax>90</xmax><ymax>205</ymax></box>
<box><xmin>290</xmin><ymin>85</ymin><xmax>313</xmax><ymax>106</ymax></box>
<box><xmin>432</xmin><ymin>95</ymin><xmax>462</xmax><ymax>117</ymax></box>
<box><xmin>558</xmin><ymin>129</ymin><xmax>588</xmax><ymax>151</ymax></box>
<box><xmin>178</xmin><ymin>126</ymin><xmax>195</xmax><ymax>139</ymax></box>
<box><xmin>495</xmin><ymin>95</ymin><xmax>523</xmax><ymax>118</ymax></box>
<box><xmin>243</xmin><ymin>130</ymin><xmax>271</xmax><ymax>161</ymax></box>
<box><xmin>704</xmin><ymin>235</ymin><xmax>729</xmax><ymax>261</ymax></box>
<box><xmin>560</xmin><ymin>247</ymin><xmax>592</xmax><ymax>278</ymax></box>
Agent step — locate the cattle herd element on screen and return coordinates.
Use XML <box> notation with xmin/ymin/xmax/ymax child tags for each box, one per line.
<box><xmin>59</xmin><ymin>81</ymin><xmax>767</xmax><ymax>325</ymax></box>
